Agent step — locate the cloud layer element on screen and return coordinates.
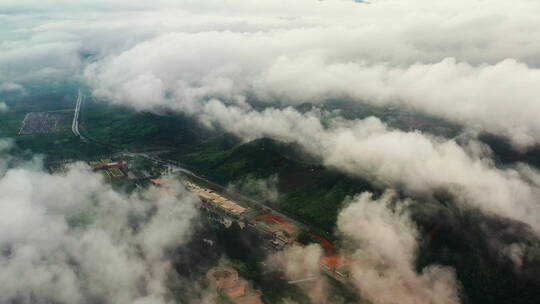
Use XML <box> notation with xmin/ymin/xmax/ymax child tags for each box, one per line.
<box><xmin>0</xmin><ymin>140</ymin><xmax>198</xmax><ymax>304</ymax></box>
<box><xmin>194</xmin><ymin>101</ymin><xmax>540</xmax><ymax>233</ymax></box>
<box><xmin>338</xmin><ymin>192</ymin><xmax>460</xmax><ymax>304</ymax></box>
<box><xmin>3</xmin><ymin>0</ymin><xmax>540</xmax><ymax>146</ymax></box>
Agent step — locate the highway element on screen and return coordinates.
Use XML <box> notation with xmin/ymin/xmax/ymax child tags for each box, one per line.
<box><xmin>71</xmin><ymin>90</ymin><xmax>84</xmax><ymax>138</ymax></box>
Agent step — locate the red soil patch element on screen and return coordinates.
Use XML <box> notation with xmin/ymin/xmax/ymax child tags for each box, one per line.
<box><xmin>320</xmin><ymin>255</ymin><xmax>349</xmax><ymax>269</ymax></box>
<box><xmin>259</xmin><ymin>213</ymin><xmax>289</xmax><ymax>224</ymax></box>
<box><xmin>252</xmin><ymin>213</ymin><xmax>298</xmax><ymax>236</ymax></box>
<box><xmin>309</xmin><ymin>233</ymin><xmax>335</xmax><ymax>255</ymax></box>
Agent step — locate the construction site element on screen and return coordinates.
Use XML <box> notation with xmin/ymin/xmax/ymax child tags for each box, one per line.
<box><xmin>184</xmin><ymin>180</ymin><xmax>302</xmax><ymax>250</ymax></box>
<box><xmin>184</xmin><ymin>178</ymin><xmax>352</xmax><ymax>281</ymax></box>
<box><xmin>206</xmin><ymin>267</ymin><xmax>263</xmax><ymax>304</ymax></box>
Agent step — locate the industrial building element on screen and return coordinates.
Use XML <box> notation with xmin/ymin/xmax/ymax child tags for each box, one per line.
<box><xmin>185</xmin><ymin>181</ymin><xmax>247</xmax><ymax>215</ymax></box>
<box><xmin>88</xmin><ymin>159</ymin><xmax>128</xmax><ymax>181</ymax></box>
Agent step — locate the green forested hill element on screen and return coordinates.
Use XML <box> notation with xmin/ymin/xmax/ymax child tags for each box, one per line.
<box><xmin>165</xmin><ymin>136</ymin><xmax>376</xmax><ymax>232</ymax></box>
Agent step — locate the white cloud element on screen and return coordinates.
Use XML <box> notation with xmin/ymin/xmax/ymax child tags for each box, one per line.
<box><xmin>0</xmin><ymin>140</ymin><xmax>199</xmax><ymax>304</ymax></box>
<box><xmin>0</xmin><ymin>82</ymin><xmax>24</xmax><ymax>93</ymax></box>
<box><xmin>3</xmin><ymin>0</ymin><xmax>540</xmax><ymax>146</ymax></box>
<box><xmin>192</xmin><ymin>101</ymin><xmax>540</xmax><ymax>233</ymax></box>
<box><xmin>267</xmin><ymin>245</ymin><xmax>329</xmax><ymax>303</ymax></box>
<box><xmin>227</xmin><ymin>174</ymin><xmax>279</xmax><ymax>202</ymax></box>
<box><xmin>254</xmin><ymin>57</ymin><xmax>540</xmax><ymax>148</ymax></box>
<box><xmin>338</xmin><ymin>192</ymin><xmax>461</xmax><ymax>304</ymax></box>
<box><xmin>268</xmin><ymin>192</ymin><xmax>462</xmax><ymax>304</ymax></box>
<box><xmin>0</xmin><ymin>102</ymin><xmax>8</xmax><ymax>112</ymax></box>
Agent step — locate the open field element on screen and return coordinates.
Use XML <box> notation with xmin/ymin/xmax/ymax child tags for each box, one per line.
<box><xmin>0</xmin><ymin>86</ymin><xmax>77</xmax><ymax>137</ymax></box>
<box><xmin>19</xmin><ymin>111</ymin><xmax>69</xmax><ymax>134</ymax></box>
<box><xmin>0</xmin><ymin>87</ymin><xmax>112</xmax><ymax>160</ymax></box>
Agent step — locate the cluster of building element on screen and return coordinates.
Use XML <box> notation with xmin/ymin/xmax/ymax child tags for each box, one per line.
<box><xmin>48</xmin><ymin>156</ymin><xmax>164</xmax><ymax>183</ymax></box>
<box><xmin>185</xmin><ymin>178</ymin><xmax>352</xmax><ymax>281</ymax></box>
<box><xmin>248</xmin><ymin>213</ymin><xmax>298</xmax><ymax>250</ymax></box>
<box><xmin>206</xmin><ymin>267</ymin><xmax>262</xmax><ymax>304</ymax></box>
<box><xmin>184</xmin><ymin>180</ymin><xmax>300</xmax><ymax>251</ymax></box>
<box><xmin>185</xmin><ymin>181</ymin><xmax>247</xmax><ymax>216</ymax></box>
<box><xmin>88</xmin><ymin>159</ymin><xmax>127</xmax><ymax>180</ymax></box>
